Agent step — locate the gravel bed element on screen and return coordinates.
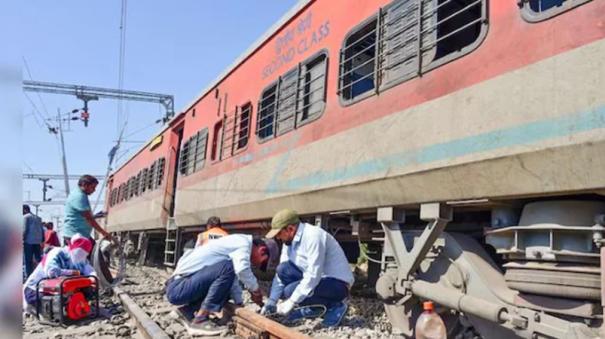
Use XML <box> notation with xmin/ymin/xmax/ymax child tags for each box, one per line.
<box><xmin>24</xmin><ymin>263</ymin><xmax>394</xmax><ymax>338</ymax></box>
<box><xmin>22</xmin><ymin>291</ymin><xmax>138</xmax><ymax>339</ymax></box>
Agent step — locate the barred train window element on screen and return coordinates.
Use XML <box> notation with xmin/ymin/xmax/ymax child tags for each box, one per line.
<box><xmin>221</xmin><ymin>103</ymin><xmax>252</xmax><ymax>160</ymax></box>
<box><xmin>155</xmin><ymin>157</ymin><xmax>165</xmax><ymax>188</ymax></box>
<box><xmin>179</xmin><ymin>128</ymin><xmax>208</xmax><ymax>176</ymax></box>
<box><xmin>519</xmin><ymin>0</ymin><xmax>591</xmax><ymax>22</ymax></box>
<box><xmin>339</xmin><ymin>0</ymin><xmax>487</xmax><ymax>103</ymax></box>
<box><xmin>147</xmin><ymin>162</ymin><xmax>156</xmax><ymax>190</ymax></box>
<box><xmin>257</xmin><ymin>52</ymin><xmax>328</xmax><ymax>141</ymax></box>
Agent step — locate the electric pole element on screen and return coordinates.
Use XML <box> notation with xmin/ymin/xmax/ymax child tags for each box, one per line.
<box><xmin>39</xmin><ymin>178</ymin><xmax>52</xmax><ymax>202</ymax></box>
<box><xmin>57</xmin><ymin>108</ymin><xmax>71</xmax><ymax>195</ymax></box>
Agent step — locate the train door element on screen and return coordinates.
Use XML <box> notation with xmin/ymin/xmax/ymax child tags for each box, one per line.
<box><xmin>167</xmin><ymin>125</ymin><xmax>184</xmax><ymax>217</ymax></box>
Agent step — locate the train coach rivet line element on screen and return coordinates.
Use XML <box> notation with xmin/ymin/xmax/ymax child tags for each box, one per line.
<box><xmin>113</xmin><ymin>286</ymin><xmax>170</xmax><ymax>339</ymax></box>
<box><xmin>224</xmin><ymin>303</ymin><xmax>312</xmax><ymax>339</ymax></box>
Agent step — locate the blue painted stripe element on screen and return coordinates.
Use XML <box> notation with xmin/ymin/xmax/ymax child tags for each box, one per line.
<box><xmin>270</xmin><ymin>105</ymin><xmax>605</xmax><ymax>192</ymax></box>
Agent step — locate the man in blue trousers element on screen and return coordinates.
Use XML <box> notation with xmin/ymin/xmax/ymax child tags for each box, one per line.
<box><xmin>165</xmin><ymin>234</ymin><xmax>271</xmax><ymax>336</ymax></box>
<box><xmin>261</xmin><ymin>209</ymin><xmax>354</xmax><ymax>327</ymax></box>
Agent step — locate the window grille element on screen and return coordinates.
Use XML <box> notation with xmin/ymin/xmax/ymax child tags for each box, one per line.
<box><xmin>519</xmin><ymin>0</ymin><xmax>591</xmax><ymax>22</ymax></box>
<box><xmin>298</xmin><ymin>54</ymin><xmax>327</xmax><ymax>125</ymax></box>
<box><xmin>257</xmin><ymin>84</ymin><xmax>278</xmax><ymax>140</ymax></box>
<box><xmin>133</xmin><ymin>172</ymin><xmax>141</xmax><ymax>197</ymax></box>
<box><xmin>140</xmin><ymin>168</ymin><xmax>148</xmax><ymax>194</ymax></box>
<box><xmin>119</xmin><ymin>183</ymin><xmax>126</xmax><ymax>202</ymax></box>
<box><xmin>339</xmin><ymin>0</ymin><xmax>487</xmax><ymax>103</ymax></box>
<box><xmin>179</xmin><ymin>129</ymin><xmax>208</xmax><ymax>175</ymax></box>
<box><xmin>147</xmin><ymin>162</ymin><xmax>156</xmax><ymax>191</ymax></box>
<box><xmin>155</xmin><ymin>157</ymin><xmax>166</xmax><ymax>188</ymax></box>
<box><xmin>126</xmin><ymin>177</ymin><xmax>133</xmax><ymax>200</ymax></box>
<box><xmin>221</xmin><ymin>104</ymin><xmax>252</xmax><ymax>159</ymax></box>
<box><xmin>256</xmin><ymin>52</ymin><xmax>328</xmax><ymax>140</ymax></box>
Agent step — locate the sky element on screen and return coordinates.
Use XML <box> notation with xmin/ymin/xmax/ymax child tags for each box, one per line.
<box><xmin>15</xmin><ymin>1</ymin><xmax>299</xmax><ymax>225</ymax></box>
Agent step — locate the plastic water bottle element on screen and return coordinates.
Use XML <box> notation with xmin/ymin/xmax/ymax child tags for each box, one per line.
<box><xmin>415</xmin><ymin>301</ymin><xmax>447</xmax><ymax>339</ymax></box>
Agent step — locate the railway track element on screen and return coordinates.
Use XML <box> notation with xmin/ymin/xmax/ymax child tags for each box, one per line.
<box><xmin>116</xmin><ymin>265</ymin><xmax>313</xmax><ymax>339</ymax></box>
<box><xmin>24</xmin><ymin>264</ymin><xmax>389</xmax><ymax>339</ymax></box>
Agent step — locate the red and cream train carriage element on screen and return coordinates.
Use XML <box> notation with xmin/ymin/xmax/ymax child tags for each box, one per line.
<box><xmin>105</xmin><ymin>0</ymin><xmax>605</xmax><ymax>337</ymax></box>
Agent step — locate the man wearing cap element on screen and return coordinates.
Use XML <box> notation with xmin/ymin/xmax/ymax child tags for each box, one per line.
<box><xmin>165</xmin><ymin>234</ymin><xmax>271</xmax><ymax>336</ymax></box>
<box><xmin>262</xmin><ymin>209</ymin><xmax>354</xmax><ymax>327</ymax></box>
<box><xmin>23</xmin><ymin>234</ymin><xmax>96</xmax><ymax>311</ymax></box>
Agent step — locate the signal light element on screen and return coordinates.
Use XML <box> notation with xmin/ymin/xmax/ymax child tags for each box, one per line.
<box><xmin>81</xmin><ymin>110</ymin><xmax>90</xmax><ymax>127</ymax></box>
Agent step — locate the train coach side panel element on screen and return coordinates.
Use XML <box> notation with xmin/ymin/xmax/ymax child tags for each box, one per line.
<box><xmin>173</xmin><ymin>0</ymin><xmax>605</xmax><ymax>226</ymax></box>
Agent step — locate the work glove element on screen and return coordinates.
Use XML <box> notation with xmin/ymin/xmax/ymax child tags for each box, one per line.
<box><xmin>276</xmin><ymin>299</ymin><xmax>295</xmax><ymax>316</ymax></box>
<box><xmin>260</xmin><ymin>300</ymin><xmax>277</xmax><ymax>315</ymax></box>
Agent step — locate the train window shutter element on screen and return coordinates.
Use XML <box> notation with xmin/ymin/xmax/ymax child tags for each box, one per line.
<box><xmin>193</xmin><ymin>129</ymin><xmax>208</xmax><ymax>170</ymax></box>
<box><xmin>520</xmin><ymin>0</ymin><xmax>591</xmax><ymax>22</ymax></box>
<box><xmin>221</xmin><ymin>105</ymin><xmax>251</xmax><ymax>159</ymax></box>
<box><xmin>339</xmin><ymin>17</ymin><xmax>378</xmax><ymax>101</ymax></box>
<box><xmin>276</xmin><ymin>68</ymin><xmax>299</xmax><ymax>136</ymax></box>
<box><xmin>257</xmin><ymin>83</ymin><xmax>278</xmax><ymax>140</ymax></box>
<box><xmin>379</xmin><ymin>0</ymin><xmax>437</xmax><ymax>89</ymax></box>
<box><xmin>298</xmin><ymin>53</ymin><xmax>327</xmax><ymax>125</ymax></box>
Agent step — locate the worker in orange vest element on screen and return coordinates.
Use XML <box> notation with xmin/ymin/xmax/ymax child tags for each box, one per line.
<box><xmin>196</xmin><ymin>216</ymin><xmax>229</xmax><ymax>247</ymax></box>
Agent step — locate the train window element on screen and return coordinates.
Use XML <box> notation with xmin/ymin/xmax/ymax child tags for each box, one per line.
<box><xmin>276</xmin><ymin>68</ymin><xmax>299</xmax><ymax>136</ymax></box>
<box><xmin>118</xmin><ymin>184</ymin><xmax>125</xmax><ymax>203</ymax></box>
<box><xmin>339</xmin><ymin>0</ymin><xmax>487</xmax><ymax>103</ymax></box>
<box><xmin>221</xmin><ymin>104</ymin><xmax>252</xmax><ymax>159</ymax></box>
<box><xmin>139</xmin><ymin>168</ymin><xmax>148</xmax><ymax>193</ymax></box>
<box><xmin>147</xmin><ymin>162</ymin><xmax>156</xmax><ymax>191</ymax></box>
<box><xmin>520</xmin><ymin>0</ymin><xmax>591</xmax><ymax>22</ymax></box>
<box><xmin>237</xmin><ymin>103</ymin><xmax>252</xmax><ymax>150</ymax></box>
<box><xmin>179</xmin><ymin>139</ymin><xmax>191</xmax><ymax>176</ymax></box>
<box><xmin>339</xmin><ymin>17</ymin><xmax>378</xmax><ymax>102</ymax></box>
<box><xmin>298</xmin><ymin>53</ymin><xmax>327</xmax><ymax>126</ymax></box>
<box><xmin>192</xmin><ymin>130</ymin><xmax>208</xmax><ymax>170</ymax></box>
<box><xmin>134</xmin><ymin>173</ymin><xmax>141</xmax><ymax>197</ymax></box>
<box><xmin>155</xmin><ymin>158</ymin><xmax>166</xmax><ymax>188</ymax></box>
<box><xmin>257</xmin><ymin>83</ymin><xmax>278</xmax><ymax>140</ymax></box>
<box><xmin>179</xmin><ymin>129</ymin><xmax>208</xmax><ymax>175</ymax></box>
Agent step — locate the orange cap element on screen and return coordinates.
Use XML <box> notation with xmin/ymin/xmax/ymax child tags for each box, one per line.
<box><xmin>423</xmin><ymin>301</ymin><xmax>434</xmax><ymax>311</ymax></box>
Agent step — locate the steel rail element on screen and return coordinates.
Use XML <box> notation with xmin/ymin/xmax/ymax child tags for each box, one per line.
<box><xmin>224</xmin><ymin>303</ymin><xmax>312</xmax><ymax>339</ymax></box>
<box><xmin>113</xmin><ymin>286</ymin><xmax>171</xmax><ymax>339</ymax></box>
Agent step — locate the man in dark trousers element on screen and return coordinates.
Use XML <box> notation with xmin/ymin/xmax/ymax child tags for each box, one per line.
<box><xmin>23</xmin><ymin>204</ymin><xmax>44</xmax><ymax>278</ymax></box>
<box><xmin>165</xmin><ymin>234</ymin><xmax>271</xmax><ymax>336</ymax></box>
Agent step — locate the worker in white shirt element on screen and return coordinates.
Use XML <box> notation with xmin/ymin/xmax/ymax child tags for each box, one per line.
<box><xmin>261</xmin><ymin>209</ymin><xmax>354</xmax><ymax>327</ymax></box>
<box><xmin>165</xmin><ymin>234</ymin><xmax>270</xmax><ymax>336</ymax></box>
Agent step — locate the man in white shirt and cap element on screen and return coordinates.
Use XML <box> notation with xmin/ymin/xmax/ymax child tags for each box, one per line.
<box><xmin>261</xmin><ymin>209</ymin><xmax>354</xmax><ymax>327</ymax></box>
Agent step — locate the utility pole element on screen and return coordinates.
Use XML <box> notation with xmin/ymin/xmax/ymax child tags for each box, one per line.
<box><xmin>57</xmin><ymin>108</ymin><xmax>71</xmax><ymax>195</ymax></box>
<box><xmin>39</xmin><ymin>178</ymin><xmax>51</xmax><ymax>202</ymax></box>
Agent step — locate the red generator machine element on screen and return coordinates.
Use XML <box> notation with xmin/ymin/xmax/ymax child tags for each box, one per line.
<box><xmin>35</xmin><ymin>276</ymin><xmax>99</xmax><ymax>325</ymax></box>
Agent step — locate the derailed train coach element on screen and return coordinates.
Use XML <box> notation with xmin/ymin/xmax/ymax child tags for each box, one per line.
<box><xmin>104</xmin><ymin>0</ymin><xmax>605</xmax><ymax>337</ymax></box>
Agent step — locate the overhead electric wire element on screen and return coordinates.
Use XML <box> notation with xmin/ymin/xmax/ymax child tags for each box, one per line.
<box><xmin>22</xmin><ymin>57</ymin><xmax>52</xmax><ymax>120</ymax></box>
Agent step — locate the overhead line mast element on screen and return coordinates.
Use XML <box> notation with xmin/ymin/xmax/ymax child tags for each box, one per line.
<box><xmin>22</xmin><ymin>80</ymin><xmax>175</xmax><ymax>124</ymax></box>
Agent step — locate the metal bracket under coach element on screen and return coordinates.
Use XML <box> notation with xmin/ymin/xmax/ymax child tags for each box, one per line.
<box><xmin>376</xmin><ymin>202</ymin><xmax>604</xmax><ymax>339</ymax></box>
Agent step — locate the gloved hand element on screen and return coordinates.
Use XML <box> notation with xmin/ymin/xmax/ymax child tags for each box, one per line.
<box><xmin>276</xmin><ymin>299</ymin><xmax>295</xmax><ymax>316</ymax></box>
<box><xmin>260</xmin><ymin>300</ymin><xmax>277</xmax><ymax>315</ymax></box>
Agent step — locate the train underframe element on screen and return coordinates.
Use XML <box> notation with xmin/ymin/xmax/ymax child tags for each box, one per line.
<box><xmin>113</xmin><ymin>193</ymin><xmax>605</xmax><ymax>339</ymax></box>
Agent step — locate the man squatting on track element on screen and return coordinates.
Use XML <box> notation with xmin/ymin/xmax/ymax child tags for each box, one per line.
<box><xmin>165</xmin><ymin>234</ymin><xmax>271</xmax><ymax>336</ymax></box>
<box><xmin>261</xmin><ymin>209</ymin><xmax>355</xmax><ymax>327</ymax></box>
